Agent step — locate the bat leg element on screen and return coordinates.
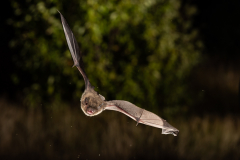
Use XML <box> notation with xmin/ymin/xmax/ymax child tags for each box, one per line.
<box><xmin>136</xmin><ymin>118</ymin><xmax>140</xmax><ymax>126</ymax></box>
<box><xmin>135</xmin><ymin>109</ymin><xmax>144</xmax><ymax>126</ymax></box>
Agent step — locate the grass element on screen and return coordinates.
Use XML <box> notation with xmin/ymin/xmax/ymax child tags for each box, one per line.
<box><xmin>0</xmin><ymin>98</ymin><xmax>239</xmax><ymax>160</ymax></box>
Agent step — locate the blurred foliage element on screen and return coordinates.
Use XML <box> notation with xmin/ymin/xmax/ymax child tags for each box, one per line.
<box><xmin>8</xmin><ymin>0</ymin><xmax>202</xmax><ymax>111</ymax></box>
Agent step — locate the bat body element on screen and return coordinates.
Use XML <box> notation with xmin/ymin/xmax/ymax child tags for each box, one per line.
<box><xmin>59</xmin><ymin>11</ymin><xmax>179</xmax><ymax>136</ymax></box>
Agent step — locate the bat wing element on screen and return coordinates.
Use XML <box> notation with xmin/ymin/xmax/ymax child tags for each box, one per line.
<box><xmin>105</xmin><ymin>100</ymin><xmax>179</xmax><ymax>136</ymax></box>
<box><xmin>58</xmin><ymin>11</ymin><xmax>93</xmax><ymax>90</ymax></box>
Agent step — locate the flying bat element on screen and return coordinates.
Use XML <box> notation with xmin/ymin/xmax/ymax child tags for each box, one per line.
<box><xmin>58</xmin><ymin>11</ymin><xmax>179</xmax><ymax>136</ymax></box>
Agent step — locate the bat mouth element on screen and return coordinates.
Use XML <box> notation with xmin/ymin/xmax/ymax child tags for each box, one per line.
<box><xmin>87</xmin><ymin>110</ymin><xmax>94</xmax><ymax>115</ymax></box>
<box><xmin>82</xmin><ymin>106</ymin><xmax>104</xmax><ymax>117</ymax></box>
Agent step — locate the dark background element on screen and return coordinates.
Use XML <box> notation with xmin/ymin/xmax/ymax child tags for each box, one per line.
<box><xmin>0</xmin><ymin>0</ymin><xmax>240</xmax><ymax>159</ymax></box>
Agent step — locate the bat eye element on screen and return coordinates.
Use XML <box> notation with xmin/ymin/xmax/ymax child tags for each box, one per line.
<box><xmin>85</xmin><ymin>97</ymin><xmax>90</xmax><ymax>105</ymax></box>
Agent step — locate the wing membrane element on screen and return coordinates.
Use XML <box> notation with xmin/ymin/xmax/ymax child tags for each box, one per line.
<box><xmin>58</xmin><ymin>11</ymin><xmax>93</xmax><ymax>90</ymax></box>
<box><xmin>105</xmin><ymin>100</ymin><xmax>179</xmax><ymax>136</ymax></box>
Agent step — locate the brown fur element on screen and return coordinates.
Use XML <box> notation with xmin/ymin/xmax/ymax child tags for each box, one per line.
<box><xmin>80</xmin><ymin>89</ymin><xmax>106</xmax><ymax>116</ymax></box>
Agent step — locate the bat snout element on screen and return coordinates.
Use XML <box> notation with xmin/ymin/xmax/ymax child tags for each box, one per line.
<box><xmin>87</xmin><ymin>108</ymin><xmax>94</xmax><ymax>115</ymax></box>
<box><xmin>83</xmin><ymin>105</ymin><xmax>104</xmax><ymax>117</ymax></box>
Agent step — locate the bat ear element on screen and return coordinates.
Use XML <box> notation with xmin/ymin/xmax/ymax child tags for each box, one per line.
<box><xmin>98</xmin><ymin>94</ymin><xmax>105</xmax><ymax>101</ymax></box>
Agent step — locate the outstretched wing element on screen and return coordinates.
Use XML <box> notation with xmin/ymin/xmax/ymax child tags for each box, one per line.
<box><xmin>58</xmin><ymin>11</ymin><xmax>93</xmax><ymax>90</ymax></box>
<box><xmin>105</xmin><ymin>100</ymin><xmax>179</xmax><ymax>136</ymax></box>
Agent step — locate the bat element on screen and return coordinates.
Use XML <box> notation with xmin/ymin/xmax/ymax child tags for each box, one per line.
<box><xmin>58</xmin><ymin>11</ymin><xmax>179</xmax><ymax>136</ymax></box>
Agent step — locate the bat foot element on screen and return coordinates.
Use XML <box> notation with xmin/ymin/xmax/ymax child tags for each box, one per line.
<box><xmin>162</xmin><ymin>129</ymin><xmax>179</xmax><ymax>136</ymax></box>
<box><xmin>135</xmin><ymin>118</ymin><xmax>140</xmax><ymax>126</ymax></box>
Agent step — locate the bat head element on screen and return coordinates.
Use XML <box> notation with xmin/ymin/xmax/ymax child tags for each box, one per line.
<box><xmin>80</xmin><ymin>90</ymin><xmax>105</xmax><ymax>116</ymax></box>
